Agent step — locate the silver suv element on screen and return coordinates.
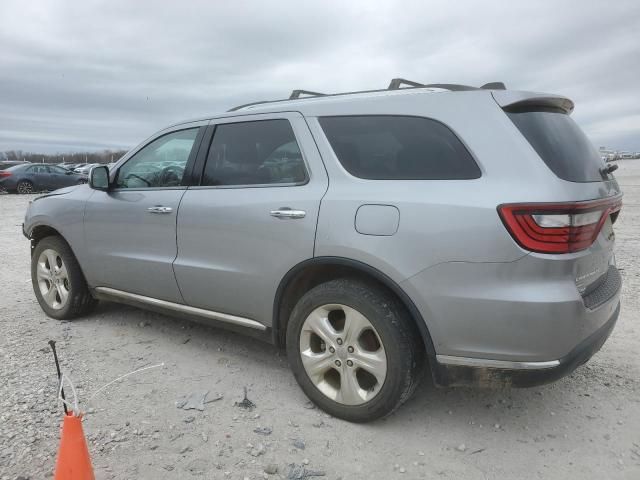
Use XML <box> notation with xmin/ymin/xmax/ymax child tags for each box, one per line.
<box><xmin>24</xmin><ymin>79</ymin><xmax>622</xmax><ymax>422</ymax></box>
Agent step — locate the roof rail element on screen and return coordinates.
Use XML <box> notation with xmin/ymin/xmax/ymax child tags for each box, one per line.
<box><xmin>228</xmin><ymin>78</ymin><xmax>507</xmax><ymax>111</ymax></box>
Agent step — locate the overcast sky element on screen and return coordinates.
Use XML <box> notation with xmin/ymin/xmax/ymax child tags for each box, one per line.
<box><xmin>0</xmin><ymin>0</ymin><xmax>638</xmax><ymax>155</ymax></box>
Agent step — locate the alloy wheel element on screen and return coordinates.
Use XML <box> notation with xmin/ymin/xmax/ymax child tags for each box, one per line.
<box><xmin>17</xmin><ymin>182</ymin><xmax>33</xmax><ymax>194</ymax></box>
<box><xmin>299</xmin><ymin>304</ymin><xmax>387</xmax><ymax>405</ymax></box>
<box><xmin>36</xmin><ymin>249</ymin><xmax>70</xmax><ymax>310</ymax></box>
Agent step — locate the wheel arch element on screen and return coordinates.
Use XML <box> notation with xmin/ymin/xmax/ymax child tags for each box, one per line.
<box><xmin>272</xmin><ymin>256</ymin><xmax>437</xmax><ymax>363</ymax></box>
<box><xmin>28</xmin><ymin>224</ymin><xmax>68</xmax><ymax>255</ymax></box>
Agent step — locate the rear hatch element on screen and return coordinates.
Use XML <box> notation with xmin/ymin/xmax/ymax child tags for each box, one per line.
<box><xmin>493</xmin><ymin>91</ymin><xmax>622</xmax><ymax>302</ymax></box>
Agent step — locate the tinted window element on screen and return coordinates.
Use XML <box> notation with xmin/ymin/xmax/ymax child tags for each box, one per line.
<box><xmin>27</xmin><ymin>165</ymin><xmax>49</xmax><ymax>174</ymax></box>
<box><xmin>202</xmin><ymin>120</ymin><xmax>306</xmax><ymax>186</ymax></box>
<box><xmin>319</xmin><ymin>116</ymin><xmax>480</xmax><ymax>180</ymax></box>
<box><xmin>50</xmin><ymin>166</ymin><xmax>69</xmax><ymax>174</ymax></box>
<box><xmin>115</xmin><ymin>128</ymin><xmax>199</xmax><ymax>189</ymax></box>
<box><xmin>507</xmin><ymin>108</ymin><xmax>604</xmax><ymax>182</ymax></box>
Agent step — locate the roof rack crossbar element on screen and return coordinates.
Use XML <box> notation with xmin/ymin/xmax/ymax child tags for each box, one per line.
<box><xmin>289</xmin><ymin>89</ymin><xmax>327</xmax><ymax>100</ymax></box>
<box><xmin>388</xmin><ymin>78</ymin><xmax>425</xmax><ymax>89</ymax></box>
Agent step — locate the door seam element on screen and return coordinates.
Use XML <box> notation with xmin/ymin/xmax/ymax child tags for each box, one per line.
<box><xmin>301</xmin><ymin>115</ymin><xmax>330</xmax><ymax>257</ymax></box>
<box><xmin>171</xmin><ymin>188</ymin><xmax>189</xmax><ymax>304</ymax></box>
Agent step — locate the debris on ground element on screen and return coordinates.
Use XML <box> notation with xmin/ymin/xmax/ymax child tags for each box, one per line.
<box><xmin>292</xmin><ymin>438</ymin><xmax>306</xmax><ymax>450</ymax></box>
<box><xmin>234</xmin><ymin>387</ymin><xmax>256</xmax><ymax>410</ymax></box>
<box><xmin>264</xmin><ymin>463</ymin><xmax>278</xmax><ymax>475</ymax></box>
<box><xmin>175</xmin><ymin>390</ymin><xmax>223</xmax><ymax>411</ymax></box>
<box><xmin>248</xmin><ymin>443</ymin><xmax>266</xmax><ymax>457</ymax></box>
<box><xmin>286</xmin><ymin>463</ymin><xmax>326</xmax><ymax>479</ymax></box>
<box><xmin>253</xmin><ymin>426</ymin><xmax>273</xmax><ymax>436</ymax></box>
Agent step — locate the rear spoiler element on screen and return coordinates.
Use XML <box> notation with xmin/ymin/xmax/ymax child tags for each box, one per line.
<box><xmin>491</xmin><ymin>90</ymin><xmax>575</xmax><ymax>114</ymax></box>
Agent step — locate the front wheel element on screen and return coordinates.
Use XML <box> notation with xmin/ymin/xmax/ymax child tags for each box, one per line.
<box><xmin>286</xmin><ymin>279</ymin><xmax>425</xmax><ymax>422</ymax></box>
<box><xmin>31</xmin><ymin>236</ymin><xmax>97</xmax><ymax>319</ymax></box>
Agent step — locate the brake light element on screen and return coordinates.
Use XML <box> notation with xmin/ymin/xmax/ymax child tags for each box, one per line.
<box><xmin>498</xmin><ymin>196</ymin><xmax>622</xmax><ymax>254</ymax></box>
<box><xmin>0</xmin><ymin>171</ymin><xmax>12</xmax><ymax>178</ymax></box>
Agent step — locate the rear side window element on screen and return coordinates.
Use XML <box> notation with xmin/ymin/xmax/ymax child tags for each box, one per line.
<box><xmin>319</xmin><ymin>115</ymin><xmax>480</xmax><ymax>180</ymax></box>
<box><xmin>507</xmin><ymin>108</ymin><xmax>604</xmax><ymax>182</ymax></box>
<box><xmin>202</xmin><ymin>119</ymin><xmax>307</xmax><ymax>186</ymax></box>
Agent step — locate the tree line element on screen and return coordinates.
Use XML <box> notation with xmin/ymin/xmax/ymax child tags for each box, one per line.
<box><xmin>1</xmin><ymin>149</ymin><xmax>129</xmax><ymax>164</ymax></box>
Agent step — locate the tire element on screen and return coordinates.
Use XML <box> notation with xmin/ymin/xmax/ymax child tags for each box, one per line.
<box><xmin>31</xmin><ymin>236</ymin><xmax>97</xmax><ymax>320</ymax></box>
<box><xmin>286</xmin><ymin>278</ymin><xmax>425</xmax><ymax>422</ymax></box>
<box><xmin>17</xmin><ymin>180</ymin><xmax>34</xmax><ymax>194</ymax></box>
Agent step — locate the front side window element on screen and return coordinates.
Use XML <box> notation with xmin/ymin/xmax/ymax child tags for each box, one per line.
<box><xmin>319</xmin><ymin>115</ymin><xmax>480</xmax><ymax>180</ymax></box>
<box><xmin>115</xmin><ymin>128</ymin><xmax>199</xmax><ymax>189</ymax></box>
<box><xmin>201</xmin><ymin>119</ymin><xmax>307</xmax><ymax>186</ymax></box>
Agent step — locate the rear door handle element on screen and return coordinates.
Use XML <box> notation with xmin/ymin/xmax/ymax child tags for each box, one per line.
<box><xmin>270</xmin><ymin>208</ymin><xmax>306</xmax><ymax>219</ymax></box>
<box><xmin>147</xmin><ymin>206</ymin><xmax>173</xmax><ymax>214</ymax></box>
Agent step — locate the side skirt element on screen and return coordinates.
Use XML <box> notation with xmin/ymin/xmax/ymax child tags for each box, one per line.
<box><xmin>93</xmin><ymin>286</ymin><xmax>272</xmax><ymax>341</ymax></box>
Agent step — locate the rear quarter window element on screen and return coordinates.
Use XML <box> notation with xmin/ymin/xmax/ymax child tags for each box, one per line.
<box><xmin>506</xmin><ymin>107</ymin><xmax>605</xmax><ymax>182</ymax></box>
<box><xmin>319</xmin><ymin>115</ymin><xmax>480</xmax><ymax>180</ymax></box>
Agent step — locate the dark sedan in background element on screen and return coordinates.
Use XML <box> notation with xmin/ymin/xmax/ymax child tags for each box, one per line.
<box><xmin>0</xmin><ymin>160</ymin><xmax>30</xmax><ymax>170</ymax></box>
<box><xmin>0</xmin><ymin>163</ymin><xmax>88</xmax><ymax>193</ymax></box>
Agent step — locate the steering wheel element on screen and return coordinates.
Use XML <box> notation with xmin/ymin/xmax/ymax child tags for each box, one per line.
<box><xmin>123</xmin><ymin>173</ymin><xmax>152</xmax><ymax>187</ymax></box>
<box><xmin>159</xmin><ymin>165</ymin><xmax>185</xmax><ymax>186</ymax></box>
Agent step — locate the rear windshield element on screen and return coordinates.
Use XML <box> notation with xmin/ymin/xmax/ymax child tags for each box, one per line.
<box><xmin>319</xmin><ymin>115</ymin><xmax>480</xmax><ymax>180</ymax></box>
<box><xmin>507</xmin><ymin>108</ymin><xmax>604</xmax><ymax>182</ymax></box>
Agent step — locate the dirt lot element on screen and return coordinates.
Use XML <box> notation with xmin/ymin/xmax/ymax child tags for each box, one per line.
<box><xmin>1</xmin><ymin>164</ymin><xmax>639</xmax><ymax>480</ymax></box>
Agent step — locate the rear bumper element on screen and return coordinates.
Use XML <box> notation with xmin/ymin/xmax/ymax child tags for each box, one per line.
<box><xmin>433</xmin><ymin>302</ymin><xmax>619</xmax><ymax>387</ymax></box>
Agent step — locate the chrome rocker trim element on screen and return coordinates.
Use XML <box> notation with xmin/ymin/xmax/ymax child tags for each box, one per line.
<box><xmin>436</xmin><ymin>354</ymin><xmax>560</xmax><ymax>370</ymax></box>
<box><xmin>94</xmin><ymin>287</ymin><xmax>266</xmax><ymax>331</ymax></box>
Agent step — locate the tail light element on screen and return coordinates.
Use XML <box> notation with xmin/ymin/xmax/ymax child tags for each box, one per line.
<box><xmin>0</xmin><ymin>171</ymin><xmax>12</xmax><ymax>178</ymax></box>
<box><xmin>498</xmin><ymin>196</ymin><xmax>622</xmax><ymax>254</ymax></box>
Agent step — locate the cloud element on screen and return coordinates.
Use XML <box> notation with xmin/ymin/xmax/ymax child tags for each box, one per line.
<box><xmin>0</xmin><ymin>0</ymin><xmax>638</xmax><ymax>153</ymax></box>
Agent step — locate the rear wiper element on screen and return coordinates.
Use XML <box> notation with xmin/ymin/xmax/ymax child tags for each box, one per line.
<box><xmin>600</xmin><ymin>163</ymin><xmax>618</xmax><ymax>177</ymax></box>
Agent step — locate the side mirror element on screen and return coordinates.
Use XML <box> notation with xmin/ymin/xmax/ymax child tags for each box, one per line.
<box><xmin>89</xmin><ymin>165</ymin><xmax>110</xmax><ymax>190</ymax></box>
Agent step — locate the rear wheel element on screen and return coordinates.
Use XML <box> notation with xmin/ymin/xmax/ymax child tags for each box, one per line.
<box><xmin>17</xmin><ymin>180</ymin><xmax>33</xmax><ymax>194</ymax></box>
<box><xmin>286</xmin><ymin>278</ymin><xmax>424</xmax><ymax>422</ymax></box>
<box><xmin>31</xmin><ymin>236</ymin><xmax>97</xmax><ymax>319</ymax></box>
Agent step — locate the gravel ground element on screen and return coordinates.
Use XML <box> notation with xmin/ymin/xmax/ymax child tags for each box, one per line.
<box><xmin>1</xmin><ymin>163</ymin><xmax>639</xmax><ymax>480</ymax></box>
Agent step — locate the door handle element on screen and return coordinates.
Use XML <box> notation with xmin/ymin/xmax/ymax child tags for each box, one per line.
<box><xmin>147</xmin><ymin>206</ymin><xmax>173</xmax><ymax>214</ymax></box>
<box><xmin>270</xmin><ymin>208</ymin><xmax>306</xmax><ymax>219</ymax></box>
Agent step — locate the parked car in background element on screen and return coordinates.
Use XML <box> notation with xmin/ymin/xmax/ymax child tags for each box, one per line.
<box><xmin>57</xmin><ymin>163</ymin><xmax>76</xmax><ymax>171</ymax></box>
<box><xmin>74</xmin><ymin>163</ymin><xmax>100</xmax><ymax>175</ymax></box>
<box><xmin>0</xmin><ymin>160</ymin><xmax>30</xmax><ymax>170</ymax></box>
<box><xmin>71</xmin><ymin>163</ymin><xmax>89</xmax><ymax>173</ymax></box>
<box><xmin>23</xmin><ymin>79</ymin><xmax>623</xmax><ymax>422</ymax></box>
<box><xmin>1</xmin><ymin>163</ymin><xmax>87</xmax><ymax>193</ymax></box>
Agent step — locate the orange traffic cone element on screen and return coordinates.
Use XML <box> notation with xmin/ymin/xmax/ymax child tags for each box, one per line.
<box><xmin>54</xmin><ymin>412</ymin><xmax>95</xmax><ymax>480</ymax></box>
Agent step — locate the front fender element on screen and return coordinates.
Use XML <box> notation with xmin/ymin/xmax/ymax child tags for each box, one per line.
<box><xmin>23</xmin><ymin>186</ymin><xmax>95</xmax><ymax>282</ymax></box>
